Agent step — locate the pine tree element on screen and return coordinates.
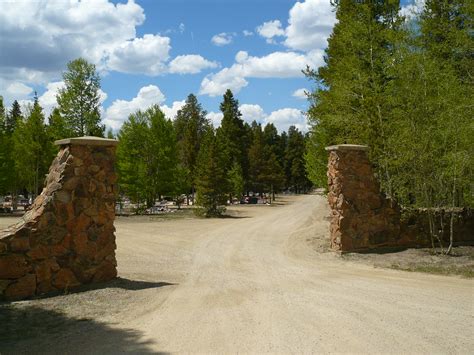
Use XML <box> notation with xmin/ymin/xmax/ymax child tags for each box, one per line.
<box><xmin>304</xmin><ymin>0</ymin><xmax>403</xmax><ymax>191</ymax></box>
<box><xmin>57</xmin><ymin>58</ymin><xmax>105</xmax><ymax>137</ymax></box>
<box><xmin>47</xmin><ymin>107</ymin><xmax>70</xmax><ymax>142</ymax></box>
<box><xmin>285</xmin><ymin>126</ymin><xmax>309</xmax><ymax>194</ymax></box>
<box><xmin>216</xmin><ymin>90</ymin><xmax>248</xmax><ymax>183</ymax></box>
<box><xmin>13</xmin><ymin>95</ymin><xmax>54</xmax><ymax>196</ymax></box>
<box><xmin>195</xmin><ymin>128</ymin><xmax>228</xmax><ymax>217</ymax></box>
<box><xmin>6</xmin><ymin>100</ymin><xmax>22</xmax><ymax>134</ymax></box>
<box><xmin>174</xmin><ymin>93</ymin><xmax>210</xmax><ymax>200</ymax></box>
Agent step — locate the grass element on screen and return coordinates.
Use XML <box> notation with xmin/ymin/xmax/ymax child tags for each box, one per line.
<box><xmin>389</xmin><ymin>263</ymin><xmax>474</xmax><ymax>278</ymax></box>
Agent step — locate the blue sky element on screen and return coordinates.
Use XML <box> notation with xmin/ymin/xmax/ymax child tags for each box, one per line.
<box><xmin>0</xmin><ymin>0</ymin><xmax>418</xmax><ymax>133</ymax></box>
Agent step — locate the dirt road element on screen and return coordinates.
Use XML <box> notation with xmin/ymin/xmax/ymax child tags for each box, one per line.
<box><xmin>2</xmin><ymin>195</ymin><xmax>473</xmax><ymax>353</ymax></box>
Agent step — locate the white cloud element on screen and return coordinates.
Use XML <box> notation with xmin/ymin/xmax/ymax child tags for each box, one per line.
<box><xmin>239</xmin><ymin>104</ymin><xmax>267</xmax><ymax>124</ymax></box>
<box><xmin>400</xmin><ymin>0</ymin><xmax>425</xmax><ymax>20</ymax></box>
<box><xmin>1</xmin><ymin>82</ymin><xmax>34</xmax><ymax>105</ymax></box>
<box><xmin>206</xmin><ymin>111</ymin><xmax>223</xmax><ymax>128</ymax></box>
<box><xmin>107</xmin><ymin>34</ymin><xmax>171</xmax><ymax>75</ymax></box>
<box><xmin>284</xmin><ymin>0</ymin><xmax>336</xmax><ymax>52</ymax></box>
<box><xmin>179</xmin><ymin>23</ymin><xmax>185</xmax><ymax>33</ymax></box>
<box><xmin>200</xmin><ymin>68</ymin><xmax>249</xmax><ymax>97</ymax></box>
<box><xmin>265</xmin><ymin>108</ymin><xmax>307</xmax><ymax>132</ymax></box>
<box><xmin>161</xmin><ymin>100</ymin><xmax>185</xmax><ymax>120</ymax></box>
<box><xmin>0</xmin><ymin>0</ymin><xmax>145</xmax><ymax>84</ymax></box>
<box><xmin>168</xmin><ymin>55</ymin><xmax>218</xmax><ymax>74</ymax></box>
<box><xmin>200</xmin><ymin>50</ymin><xmax>324</xmax><ymax>97</ymax></box>
<box><xmin>256</xmin><ymin>20</ymin><xmax>285</xmax><ymax>43</ymax></box>
<box><xmin>211</xmin><ymin>32</ymin><xmax>234</xmax><ymax>46</ymax></box>
<box><xmin>243</xmin><ymin>30</ymin><xmax>254</xmax><ymax>36</ymax></box>
<box><xmin>104</xmin><ymin>85</ymin><xmax>165</xmax><ymax>130</ymax></box>
<box><xmin>16</xmin><ymin>81</ymin><xmax>108</xmax><ymax>118</ymax></box>
<box><xmin>292</xmin><ymin>88</ymin><xmax>308</xmax><ymax>99</ymax></box>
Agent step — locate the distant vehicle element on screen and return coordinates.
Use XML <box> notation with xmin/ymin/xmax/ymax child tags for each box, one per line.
<box><xmin>0</xmin><ymin>196</ymin><xmax>13</xmax><ymax>213</ymax></box>
<box><xmin>17</xmin><ymin>195</ymin><xmax>30</xmax><ymax>210</ymax></box>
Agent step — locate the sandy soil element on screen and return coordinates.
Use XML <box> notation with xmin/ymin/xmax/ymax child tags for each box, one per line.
<box><xmin>1</xmin><ymin>194</ymin><xmax>473</xmax><ymax>354</ymax></box>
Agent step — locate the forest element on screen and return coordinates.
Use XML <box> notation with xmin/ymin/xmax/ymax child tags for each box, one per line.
<box><xmin>0</xmin><ymin>0</ymin><xmax>472</xmax><ymax>225</ymax></box>
<box><xmin>304</xmin><ymin>0</ymin><xmax>472</xmax><ymax>250</ymax></box>
<box><xmin>0</xmin><ymin>59</ymin><xmax>311</xmax><ymax>217</ymax></box>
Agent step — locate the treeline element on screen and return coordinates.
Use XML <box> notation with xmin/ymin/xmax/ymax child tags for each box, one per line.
<box><xmin>305</xmin><ymin>1</ymin><xmax>473</xmax><ymax>232</ymax></box>
<box><xmin>0</xmin><ymin>59</ymin><xmax>108</xmax><ymax>198</ymax></box>
<box><xmin>117</xmin><ymin>90</ymin><xmax>311</xmax><ymax>216</ymax></box>
<box><xmin>0</xmin><ymin>58</ymin><xmax>311</xmax><ymax>215</ymax></box>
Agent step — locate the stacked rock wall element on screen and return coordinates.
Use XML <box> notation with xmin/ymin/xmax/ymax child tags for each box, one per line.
<box><xmin>326</xmin><ymin>145</ymin><xmax>403</xmax><ymax>253</ymax></box>
<box><xmin>0</xmin><ymin>137</ymin><xmax>118</xmax><ymax>301</ymax></box>
<box><xmin>326</xmin><ymin>144</ymin><xmax>474</xmax><ymax>253</ymax></box>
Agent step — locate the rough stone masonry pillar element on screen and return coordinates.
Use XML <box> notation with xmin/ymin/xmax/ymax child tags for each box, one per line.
<box><xmin>325</xmin><ymin>144</ymin><xmax>401</xmax><ymax>253</ymax></box>
<box><xmin>0</xmin><ymin>137</ymin><xmax>118</xmax><ymax>300</ymax></box>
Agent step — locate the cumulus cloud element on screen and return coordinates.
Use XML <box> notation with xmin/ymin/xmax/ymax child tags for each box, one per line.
<box><xmin>168</xmin><ymin>55</ymin><xmax>218</xmax><ymax>74</ymax></box>
<box><xmin>211</xmin><ymin>32</ymin><xmax>234</xmax><ymax>46</ymax></box>
<box><xmin>0</xmin><ymin>0</ymin><xmax>216</xmax><ymax>87</ymax></box>
<box><xmin>103</xmin><ymin>85</ymin><xmax>165</xmax><ymax>130</ymax></box>
<box><xmin>107</xmin><ymin>34</ymin><xmax>171</xmax><ymax>75</ymax></box>
<box><xmin>205</xmin><ymin>112</ymin><xmax>223</xmax><ymax>128</ymax></box>
<box><xmin>0</xmin><ymin>0</ymin><xmax>145</xmax><ymax>83</ymax></box>
<box><xmin>200</xmin><ymin>50</ymin><xmax>324</xmax><ymax>96</ymax></box>
<box><xmin>238</xmin><ymin>104</ymin><xmax>307</xmax><ymax>132</ymax></box>
<box><xmin>161</xmin><ymin>100</ymin><xmax>186</xmax><ymax>120</ymax></box>
<box><xmin>243</xmin><ymin>30</ymin><xmax>254</xmax><ymax>37</ymax></box>
<box><xmin>200</xmin><ymin>68</ymin><xmax>249</xmax><ymax>97</ymax></box>
<box><xmin>284</xmin><ymin>0</ymin><xmax>336</xmax><ymax>52</ymax></box>
<box><xmin>292</xmin><ymin>88</ymin><xmax>308</xmax><ymax>99</ymax></box>
<box><xmin>239</xmin><ymin>104</ymin><xmax>267</xmax><ymax>123</ymax></box>
<box><xmin>265</xmin><ymin>108</ymin><xmax>307</xmax><ymax>132</ymax></box>
<box><xmin>256</xmin><ymin>20</ymin><xmax>285</xmax><ymax>43</ymax></box>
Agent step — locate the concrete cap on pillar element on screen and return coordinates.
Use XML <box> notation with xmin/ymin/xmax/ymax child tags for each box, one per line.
<box><xmin>55</xmin><ymin>136</ymin><xmax>118</xmax><ymax>147</ymax></box>
<box><xmin>325</xmin><ymin>144</ymin><xmax>368</xmax><ymax>152</ymax></box>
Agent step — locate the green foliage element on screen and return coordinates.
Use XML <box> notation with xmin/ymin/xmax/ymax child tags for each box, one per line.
<box><xmin>174</xmin><ymin>93</ymin><xmax>210</xmax><ymax>190</ymax></box>
<box><xmin>228</xmin><ymin>161</ymin><xmax>245</xmax><ymax>199</ymax></box>
<box><xmin>304</xmin><ymin>0</ymin><xmax>473</xmax><ymax>250</ymax></box>
<box><xmin>195</xmin><ymin>129</ymin><xmax>228</xmax><ymax>217</ymax></box>
<box><xmin>247</xmin><ymin>122</ymin><xmax>286</xmax><ymax>196</ymax></box>
<box><xmin>57</xmin><ymin>58</ymin><xmax>105</xmax><ymax>137</ymax></box>
<box><xmin>12</xmin><ymin>96</ymin><xmax>54</xmax><ymax>195</ymax></box>
<box><xmin>216</xmin><ymin>89</ymin><xmax>247</xmax><ymax>179</ymax></box>
<box><xmin>117</xmin><ymin>105</ymin><xmax>180</xmax><ymax>207</ymax></box>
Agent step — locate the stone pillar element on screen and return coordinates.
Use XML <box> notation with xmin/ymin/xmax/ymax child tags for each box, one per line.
<box><xmin>0</xmin><ymin>137</ymin><xmax>118</xmax><ymax>300</ymax></box>
<box><xmin>326</xmin><ymin>144</ymin><xmax>400</xmax><ymax>253</ymax></box>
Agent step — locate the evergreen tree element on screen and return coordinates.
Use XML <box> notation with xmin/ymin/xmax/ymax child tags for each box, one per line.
<box><xmin>195</xmin><ymin>128</ymin><xmax>228</xmax><ymax>217</ymax></box>
<box><xmin>285</xmin><ymin>126</ymin><xmax>309</xmax><ymax>193</ymax></box>
<box><xmin>304</xmin><ymin>0</ymin><xmax>403</xmax><ymax>190</ymax></box>
<box><xmin>57</xmin><ymin>58</ymin><xmax>105</xmax><ymax>137</ymax></box>
<box><xmin>248</xmin><ymin>122</ymin><xmax>285</xmax><ymax>198</ymax></box>
<box><xmin>228</xmin><ymin>161</ymin><xmax>245</xmax><ymax>201</ymax></box>
<box><xmin>420</xmin><ymin>0</ymin><xmax>473</xmax><ymax>82</ymax></box>
<box><xmin>47</xmin><ymin>107</ymin><xmax>70</xmax><ymax>142</ymax></box>
<box><xmin>174</xmin><ymin>93</ymin><xmax>210</xmax><ymax>199</ymax></box>
<box><xmin>0</xmin><ymin>98</ymin><xmax>19</xmax><ymax>194</ymax></box>
<box><xmin>13</xmin><ymin>95</ymin><xmax>54</xmax><ymax>196</ymax></box>
<box><xmin>216</xmin><ymin>90</ymin><xmax>248</xmax><ymax>186</ymax></box>
<box><xmin>6</xmin><ymin>100</ymin><xmax>22</xmax><ymax>134</ymax></box>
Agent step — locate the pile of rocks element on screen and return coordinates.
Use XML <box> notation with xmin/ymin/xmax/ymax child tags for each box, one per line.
<box><xmin>0</xmin><ymin>137</ymin><xmax>118</xmax><ymax>301</ymax></box>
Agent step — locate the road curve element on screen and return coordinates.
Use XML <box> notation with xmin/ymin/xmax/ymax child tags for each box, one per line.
<box><xmin>2</xmin><ymin>194</ymin><xmax>473</xmax><ymax>354</ymax></box>
<box><xmin>125</xmin><ymin>194</ymin><xmax>473</xmax><ymax>353</ymax></box>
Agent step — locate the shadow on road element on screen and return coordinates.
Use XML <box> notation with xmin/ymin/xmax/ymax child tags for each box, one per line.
<box><xmin>0</xmin><ymin>303</ymin><xmax>166</xmax><ymax>354</ymax></box>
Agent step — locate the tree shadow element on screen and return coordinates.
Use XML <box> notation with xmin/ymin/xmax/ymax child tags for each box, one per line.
<box><xmin>27</xmin><ymin>277</ymin><xmax>176</xmax><ymax>300</ymax></box>
<box><xmin>0</xmin><ymin>303</ymin><xmax>166</xmax><ymax>354</ymax></box>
